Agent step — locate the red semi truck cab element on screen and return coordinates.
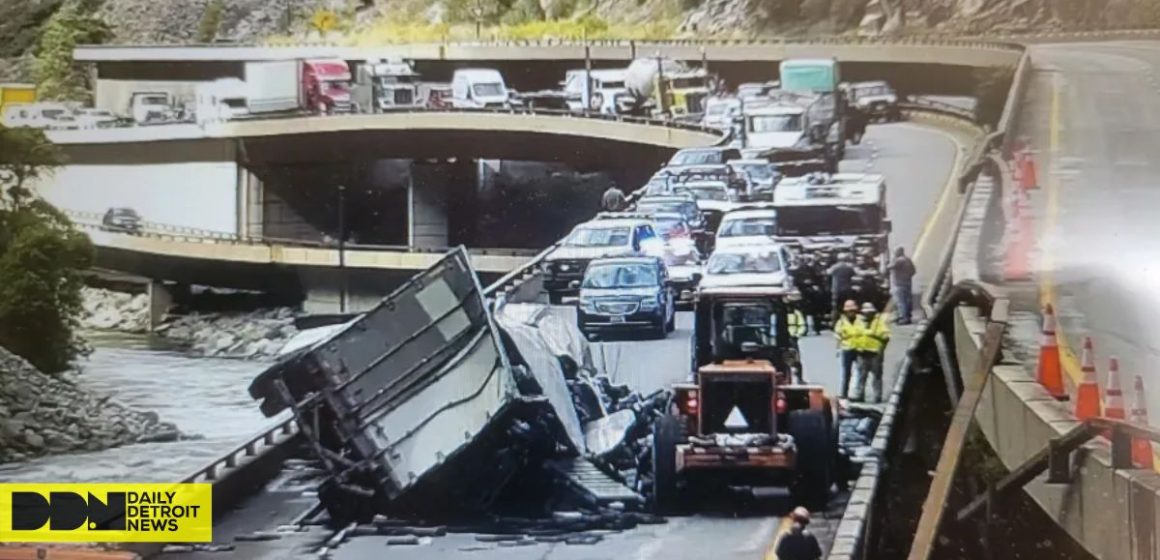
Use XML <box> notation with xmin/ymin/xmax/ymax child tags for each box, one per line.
<box><xmin>303</xmin><ymin>59</ymin><xmax>353</xmax><ymax>115</ymax></box>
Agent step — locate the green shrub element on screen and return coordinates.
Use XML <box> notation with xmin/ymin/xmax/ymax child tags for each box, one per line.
<box><xmin>0</xmin><ymin>125</ymin><xmax>94</xmax><ymax>373</ymax></box>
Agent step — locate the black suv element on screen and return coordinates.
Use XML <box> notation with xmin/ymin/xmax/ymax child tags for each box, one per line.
<box><xmin>576</xmin><ymin>256</ymin><xmax>675</xmax><ymax>340</ymax></box>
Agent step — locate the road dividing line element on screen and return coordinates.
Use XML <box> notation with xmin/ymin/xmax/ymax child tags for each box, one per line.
<box><xmin>763</xmin><ymin>516</ymin><xmax>796</xmax><ymax>560</ymax></box>
<box><xmin>1038</xmin><ymin>70</ymin><xmax>1085</xmax><ymax>387</ymax></box>
<box><xmin>912</xmin><ymin>125</ymin><xmax>966</xmax><ymax>263</ymax></box>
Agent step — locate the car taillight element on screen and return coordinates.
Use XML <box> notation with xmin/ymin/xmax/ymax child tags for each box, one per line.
<box><xmin>775</xmin><ymin>395</ymin><xmax>788</xmax><ymax>415</ymax></box>
<box><xmin>677</xmin><ymin>389</ymin><xmax>699</xmax><ymax>416</ymax></box>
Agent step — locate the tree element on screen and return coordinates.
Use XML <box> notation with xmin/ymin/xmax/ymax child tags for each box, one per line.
<box><xmin>34</xmin><ymin>0</ymin><xmax>112</xmax><ymax>102</ymax></box>
<box><xmin>0</xmin><ymin>125</ymin><xmax>93</xmax><ymax>373</ymax></box>
<box><xmin>196</xmin><ymin>0</ymin><xmax>226</xmax><ymax>43</ymax></box>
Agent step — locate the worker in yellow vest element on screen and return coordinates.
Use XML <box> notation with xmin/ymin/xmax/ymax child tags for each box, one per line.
<box><xmin>855</xmin><ymin>302</ymin><xmax>891</xmax><ymax>403</ymax></box>
<box><xmin>833</xmin><ymin>299</ymin><xmax>863</xmax><ymax>399</ymax></box>
<box><xmin>786</xmin><ymin>291</ymin><xmax>808</xmax><ymax>384</ymax></box>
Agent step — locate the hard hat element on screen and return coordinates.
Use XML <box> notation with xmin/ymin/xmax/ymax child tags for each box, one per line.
<box><xmin>843</xmin><ymin>300</ymin><xmax>858</xmax><ymax>312</ymax></box>
<box><xmin>861</xmin><ymin>302</ymin><xmax>877</xmax><ymax>313</ymax></box>
<box><xmin>792</xmin><ymin>507</ymin><xmax>811</xmax><ymax>522</ymax></box>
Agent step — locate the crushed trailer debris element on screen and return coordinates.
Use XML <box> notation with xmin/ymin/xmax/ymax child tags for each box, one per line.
<box><xmin>247</xmin><ymin>247</ymin><xmax>887</xmax><ymax>537</ymax></box>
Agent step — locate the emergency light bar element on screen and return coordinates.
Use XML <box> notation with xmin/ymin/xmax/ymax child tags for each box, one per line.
<box><xmin>594</xmin><ymin>212</ymin><xmax>654</xmax><ymax>221</ymax></box>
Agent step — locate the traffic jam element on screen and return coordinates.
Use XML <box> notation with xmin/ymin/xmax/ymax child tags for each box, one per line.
<box><xmin>241</xmin><ymin>57</ymin><xmax>904</xmax><ymax>554</ymax></box>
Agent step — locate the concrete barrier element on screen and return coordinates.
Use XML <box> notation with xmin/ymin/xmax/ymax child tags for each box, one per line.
<box><xmin>944</xmin><ymin>140</ymin><xmax>1160</xmax><ymax>558</ymax></box>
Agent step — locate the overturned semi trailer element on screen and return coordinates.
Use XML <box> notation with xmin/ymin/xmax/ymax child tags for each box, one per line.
<box><xmin>248</xmin><ymin>248</ymin><xmax>589</xmax><ymax>522</ymax></box>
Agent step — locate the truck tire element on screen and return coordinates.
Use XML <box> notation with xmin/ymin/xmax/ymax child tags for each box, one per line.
<box><xmin>788</xmin><ymin>408</ymin><xmax>834</xmax><ymax>511</ymax></box>
<box><xmin>652</xmin><ymin>413</ymin><xmax>685</xmax><ymax>514</ymax></box>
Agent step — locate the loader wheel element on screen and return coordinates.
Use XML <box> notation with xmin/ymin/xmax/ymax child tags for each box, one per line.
<box><xmin>788</xmin><ymin>409</ymin><xmax>834</xmax><ymax>511</ymax></box>
<box><xmin>652</xmin><ymin>413</ymin><xmax>685</xmax><ymax>514</ymax></box>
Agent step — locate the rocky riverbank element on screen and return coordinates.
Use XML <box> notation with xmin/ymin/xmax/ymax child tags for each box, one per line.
<box><xmin>155</xmin><ymin>309</ymin><xmax>298</xmax><ymax>360</ymax></box>
<box><xmin>80</xmin><ymin>287</ymin><xmax>299</xmax><ymax>359</ymax></box>
<box><xmin>0</xmin><ymin>346</ymin><xmax>183</xmax><ymax>464</ymax></box>
<box><xmin>80</xmin><ymin>287</ymin><xmax>150</xmax><ymax>333</ymax></box>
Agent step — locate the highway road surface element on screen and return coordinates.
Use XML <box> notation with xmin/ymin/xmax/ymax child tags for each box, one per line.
<box><xmin>324</xmin><ymin>123</ymin><xmax>962</xmax><ymax>560</ymax></box>
<box><xmin>1017</xmin><ymin>41</ymin><xmax>1160</xmax><ymax>427</ymax></box>
<box><xmin>156</xmin><ymin>120</ymin><xmax>963</xmax><ymax>560</ymax></box>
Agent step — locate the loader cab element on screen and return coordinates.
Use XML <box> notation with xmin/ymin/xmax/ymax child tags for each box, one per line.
<box><xmin>692</xmin><ymin>289</ymin><xmax>792</xmax><ymax>377</ymax></box>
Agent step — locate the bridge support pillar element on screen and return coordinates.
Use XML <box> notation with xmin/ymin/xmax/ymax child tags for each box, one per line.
<box><xmin>408</xmin><ymin>160</ymin><xmax>464</xmax><ymax>250</ymax></box>
<box><xmin>147</xmin><ymin>281</ymin><xmax>189</xmax><ymax>330</ymax></box>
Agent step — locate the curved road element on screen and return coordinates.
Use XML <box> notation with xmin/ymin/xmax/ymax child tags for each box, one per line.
<box><xmin>1018</xmin><ymin>41</ymin><xmax>1160</xmax><ymax>429</ymax></box>
<box><xmin>330</xmin><ymin>122</ymin><xmax>963</xmax><ymax>560</ymax></box>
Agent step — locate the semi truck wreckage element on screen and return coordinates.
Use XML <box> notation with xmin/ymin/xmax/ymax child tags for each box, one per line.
<box><xmin>248</xmin><ymin>248</ymin><xmax>882</xmax><ymax>535</ymax></box>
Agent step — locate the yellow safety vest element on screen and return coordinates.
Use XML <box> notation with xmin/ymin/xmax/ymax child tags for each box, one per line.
<box><xmin>787</xmin><ymin>309</ymin><xmax>807</xmax><ymax>338</ymax></box>
<box><xmin>859</xmin><ymin>315</ymin><xmax>891</xmax><ymax>354</ymax></box>
<box><xmin>834</xmin><ymin>316</ymin><xmax>863</xmax><ymax>350</ymax></box>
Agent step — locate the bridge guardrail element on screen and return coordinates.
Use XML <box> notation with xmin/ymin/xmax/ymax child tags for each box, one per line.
<box><xmin>64</xmin><ymin>210</ymin><xmax>542</xmax><ymax>258</ymax></box>
<box><xmin>75</xmin><ymin>103</ymin><xmax>731</xmax><ymax>140</ymax></box>
<box><xmin>84</xmin><ymin>35</ymin><xmax>1028</xmax><ymax>52</ymax></box>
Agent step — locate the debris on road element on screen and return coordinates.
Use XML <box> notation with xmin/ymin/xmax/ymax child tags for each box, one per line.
<box><xmin>247</xmin><ymin>247</ymin><xmax>884</xmax><ymax>554</ymax></box>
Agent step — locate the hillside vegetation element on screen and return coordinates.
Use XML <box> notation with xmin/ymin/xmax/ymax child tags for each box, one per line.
<box><xmin>2</xmin><ymin>0</ymin><xmax>1159</xmax><ymax>58</ymax></box>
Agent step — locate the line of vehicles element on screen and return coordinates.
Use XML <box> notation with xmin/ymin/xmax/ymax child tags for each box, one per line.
<box><xmin>536</xmin><ymin>90</ymin><xmax>895</xmax><ymax>506</ymax></box>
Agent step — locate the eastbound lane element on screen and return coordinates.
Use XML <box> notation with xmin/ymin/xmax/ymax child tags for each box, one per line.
<box><xmin>1019</xmin><ymin>41</ymin><xmax>1160</xmax><ymax>424</ymax></box>
<box><xmin>333</xmin><ymin>121</ymin><xmax>962</xmax><ymax>560</ymax></box>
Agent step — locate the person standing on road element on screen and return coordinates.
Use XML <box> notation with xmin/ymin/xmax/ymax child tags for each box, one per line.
<box><xmin>855</xmin><ymin>302</ymin><xmax>891</xmax><ymax>403</ymax></box>
<box><xmin>834</xmin><ymin>299</ymin><xmax>863</xmax><ymax>399</ymax></box>
<box><xmin>601</xmin><ymin>183</ymin><xmax>626</xmax><ymax>212</ymax></box>
<box><xmin>889</xmin><ymin>247</ymin><xmax>917</xmax><ymax>325</ymax></box>
<box><xmin>827</xmin><ymin>253</ymin><xmax>857</xmax><ymax>324</ymax></box>
<box><xmin>786</xmin><ymin>292</ymin><xmax>809</xmax><ymax>384</ymax></box>
<box><xmin>775</xmin><ymin>507</ymin><xmax>823</xmax><ymax>560</ymax></box>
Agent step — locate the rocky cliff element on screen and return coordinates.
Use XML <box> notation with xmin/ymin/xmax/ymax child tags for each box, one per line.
<box><xmin>3</xmin><ymin>0</ymin><xmax>1157</xmax><ymax>58</ymax></box>
<box><xmin>680</xmin><ymin>0</ymin><xmax>1160</xmax><ymax>37</ymax></box>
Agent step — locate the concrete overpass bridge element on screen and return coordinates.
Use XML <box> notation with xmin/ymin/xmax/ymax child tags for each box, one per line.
<box><xmin>40</xmin><ymin>110</ymin><xmax>722</xmax><ymax>311</ymax></box>
<box><xmin>76</xmin><ymin>38</ymin><xmax>1024</xmax><ymax>109</ymax></box>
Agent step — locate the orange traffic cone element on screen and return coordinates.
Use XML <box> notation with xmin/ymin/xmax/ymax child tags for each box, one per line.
<box><xmin>1074</xmin><ymin>337</ymin><xmax>1101</xmax><ymax>421</ymax></box>
<box><xmin>1019</xmin><ymin>150</ymin><xmax>1039</xmax><ymax>191</ymax></box>
<box><xmin>1130</xmin><ymin>375</ymin><xmax>1155</xmax><ymax>469</ymax></box>
<box><xmin>1101</xmin><ymin>357</ymin><xmax>1125</xmax><ymax>439</ymax></box>
<box><xmin>1036</xmin><ymin>304</ymin><xmax>1068</xmax><ymax>400</ymax></box>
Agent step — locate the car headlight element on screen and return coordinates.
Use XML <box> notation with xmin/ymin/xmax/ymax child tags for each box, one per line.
<box><xmin>580</xmin><ymin>300</ymin><xmax>597</xmax><ymax>313</ymax></box>
<box><xmin>640</xmin><ymin>295</ymin><xmax>660</xmax><ymax>310</ymax></box>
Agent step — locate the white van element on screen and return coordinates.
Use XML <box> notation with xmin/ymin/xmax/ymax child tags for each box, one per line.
<box><xmin>450</xmin><ymin>68</ymin><xmax>510</xmax><ymax>109</ymax></box>
<box><xmin>195</xmin><ymin>78</ymin><xmax>249</xmax><ymax>124</ymax></box>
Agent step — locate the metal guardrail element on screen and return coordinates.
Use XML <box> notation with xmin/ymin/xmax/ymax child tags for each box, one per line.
<box><xmin>956</xmin><ymin>416</ymin><xmax>1160</xmax><ymax>521</ymax></box>
<box><xmin>82</xmin><ymin>36</ymin><xmax>1028</xmax><ymax>52</ymax></box>
<box><xmin>182</xmin><ymin>418</ymin><xmax>298</xmax><ymax>484</ymax></box>
<box><xmin>900</xmin><ymin>97</ymin><xmax>976</xmax><ymax>122</ymax></box>
<box><xmin>65</xmin><ymin>210</ymin><xmax>541</xmax><ymax>258</ymax></box>
<box><xmin>76</xmin><ymin>104</ymin><xmax>729</xmax><ymax>139</ymax></box>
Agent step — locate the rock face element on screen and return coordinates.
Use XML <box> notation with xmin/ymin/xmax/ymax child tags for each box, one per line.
<box><xmin>80</xmin><ymin>287</ymin><xmax>149</xmax><ymax>333</ymax></box>
<box><xmin>155</xmin><ymin>308</ymin><xmax>298</xmax><ymax>360</ymax></box>
<box><xmin>96</xmin><ymin>0</ymin><xmax>356</xmax><ymax>43</ymax></box>
<box><xmin>679</xmin><ymin>0</ymin><xmax>1159</xmax><ymax>37</ymax></box>
<box><xmin>0</xmin><ymin>346</ymin><xmax>181</xmax><ymax>464</ymax></box>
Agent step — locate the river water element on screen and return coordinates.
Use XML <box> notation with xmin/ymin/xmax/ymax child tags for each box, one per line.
<box><xmin>0</xmin><ymin>332</ymin><xmax>279</xmax><ymax>483</ymax></box>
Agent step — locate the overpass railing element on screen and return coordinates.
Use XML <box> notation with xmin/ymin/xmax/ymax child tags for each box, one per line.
<box><xmin>63</xmin><ymin>210</ymin><xmax>542</xmax><ymax>258</ymax></box>
<box><xmin>80</xmin><ymin>35</ymin><xmax>1028</xmax><ymax>52</ymax></box>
